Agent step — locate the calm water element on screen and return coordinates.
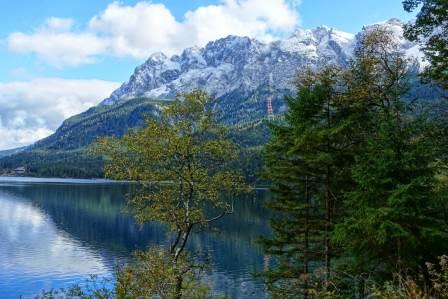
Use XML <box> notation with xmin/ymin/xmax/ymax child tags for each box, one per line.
<box><xmin>0</xmin><ymin>177</ymin><xmax>272</xmax><ymax>298</ymax></box>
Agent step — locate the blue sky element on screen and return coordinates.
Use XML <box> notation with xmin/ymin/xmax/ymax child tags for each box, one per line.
<box><xmin>0</xmin><ymin>0</ymin><xmax>417</xmax><ymax>149</ymax></box>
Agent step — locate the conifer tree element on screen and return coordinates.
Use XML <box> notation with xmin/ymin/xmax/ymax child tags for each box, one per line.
<box><xmin>263</xmin><ymin>26</ymin><xmax>448</xmax><ymax>297</ymax></box>
<box><xmin>334</xmin><ymin>26</ymin><xmax>448</xmax><ymax>289</ymax></box>
<box><xmin>261</xmin><ymin>67</ymin><xmax>357</xmax><ymax>298</ymax></box>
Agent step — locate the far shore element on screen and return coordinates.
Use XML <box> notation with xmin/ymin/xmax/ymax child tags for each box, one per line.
<box><xmin>0</xmin><ymin>176</ymin><xmax>270</xmax><ymax>189</ymax></box>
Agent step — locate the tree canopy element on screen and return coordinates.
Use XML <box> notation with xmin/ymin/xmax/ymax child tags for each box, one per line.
<box><xmin>95</xmin><ymin>90</ymin><xmax>248</xmax><ymax>298</ymax></box>
<box><xmin>403</xmin><ymin>0</ymin><xmax>448</xmax><ymax>89</ymax></box>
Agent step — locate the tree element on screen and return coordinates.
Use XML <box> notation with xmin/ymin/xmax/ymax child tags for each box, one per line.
<box><xmin>94</xmin><ymin>90</ymin><xmax>248</xmax><ymax>298</ymax></box>
<box><xmin>262</xmin><ymin>26</ymin><xmax>448</xmax><ymax>298</ymax></box>
<box><xmin>115</xmin><ymin>249</ymin><xmax>211</xmax><ymax>299</ymax></box>
<box><xmin>334</xmin><ymin>26</ymin><xmax>448</xmax><ymax>290</ymax></box>
<box><xmin>36</xmin><ymin>250</ymin><xmax>213</xmax><ymax>299</ymax></box>
<box><xmin>403</xmin><ymin>0</ymin><xmax>448</xmax><ymax>89</ymax></box>
<box><xmin>261</xmin><ymin>66</ymin><xmax>358</xmax><ymax>298</ymax></box>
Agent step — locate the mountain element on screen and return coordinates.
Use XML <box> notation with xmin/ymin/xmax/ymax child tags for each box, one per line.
<box><xmin>100</xmin><ymin>24</ymin><xmax>356</xmax><ymax>124</ymax></box>
<box><xmin>0</xmin><ymin>19</ymin><xmax>428</xmax><ymax>178</ymax></box>
<box><xmin>101</xmin><ymin>25</ymin><xmax>354</xmax><ymax>109</ymax></box>
<box><xmin>100</xmin><ymin>19</ymin><xmax>422</xmax><ymax>122</ymax></box>
<box><xmin>33</xmin><ymin>97</ymin><xmax>162</xmax><ymax>151</ymax></box>
<box><xmin>0</xmin><ymin>146</ymin><xmax>26</xmax><ymax>158</ymax></box>
<box><xmin>0</xmin><ymin>98</ymin><xmax>163</xmax><ymax>178</ymax></box>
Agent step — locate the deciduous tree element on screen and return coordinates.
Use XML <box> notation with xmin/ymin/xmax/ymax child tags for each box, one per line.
<box><xmin>403</xmin><ymin>0</ymin><xmax>448</xmax><ymax>89</ymax></box>
<box><xmin>95</xmin><ymin>90</ymin><xmax>248</xmax><ymax>298</ymax></box>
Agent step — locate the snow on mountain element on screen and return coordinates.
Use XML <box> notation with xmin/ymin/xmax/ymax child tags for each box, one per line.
<box><xmin>101</xmin><ymin>19</ymin><xmax>423</xmax><ymax>121</ymax></box>
<box><xmin>101</xmin><ymin>25</ymin><xmax>356</xmax><ymax>106</ymax></box>
<box><xmin>361</xmin><ymin>18</ymin><xmax>425</xmax><ymax>65</ymax></box>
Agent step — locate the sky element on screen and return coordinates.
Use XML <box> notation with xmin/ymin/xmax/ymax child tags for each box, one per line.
<box><xmin>0</xmin><ymin>0</ymin><xmax>417</xmax><ymax>150</ymax></box>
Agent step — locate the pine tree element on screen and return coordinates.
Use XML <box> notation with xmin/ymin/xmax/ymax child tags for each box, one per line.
<box><xmin>334</xmin><ymin>25</ymin><xmax>448</xmax><ymax>289</ymax></box>
<box><xmin>261</xmin><ymin>67</ymin><xmax>356</xmax><ymax>298</ymax></box>
<box><xmin>263</xmin><ymin>26</ymin><xmax>448</xmax><ymax>297</ymax></box>
<box><xmin>335</xmin><ymin>104</ymin><xmax>448</xmax><ymax>287</ymax></box>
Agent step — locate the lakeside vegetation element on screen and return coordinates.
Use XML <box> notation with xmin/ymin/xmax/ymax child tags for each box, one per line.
<box><xmin>261</xmin><ymin>27</ymin><xmax>448</xmax><ymax>298</ymax></box>
<box><xmin>92</xmin><ymin>91</ymin><xmax>250</xmax><ymax>298</ymax></box>
<box><xmin>261</xmin><ymin>1</ymin><xmax>448</xmax><ymax>297</ymax></box>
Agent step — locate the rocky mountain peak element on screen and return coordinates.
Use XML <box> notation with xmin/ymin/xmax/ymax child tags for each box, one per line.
<box><xmin>101</xmin><ymin>21</ymin><xmax>421</xmax><ymax>111</ymax></box>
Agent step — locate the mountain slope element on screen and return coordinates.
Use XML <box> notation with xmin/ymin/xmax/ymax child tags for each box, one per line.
<box><xmin>101</xmin><ymin>25</ymin><xmax>356</xmax><ymax>123</ymax></box>
<box><xmin>0</xmin><ymin>147</ymin><xmax>26</xmax><ymax>158</ymax></box>
<box><xmin>0</xmin><ymin>99</ymin><xmax>164</xmax><ymax>177</ymax></box>
<box><xmin>33</xmin><ymin>98</ymin><xmax>163</xmax><ymax>151</ymax></box>
<box><xmin>0</xmin><ymin>19</ymin><xmax>429</xmax><ymax>178</ymax></box>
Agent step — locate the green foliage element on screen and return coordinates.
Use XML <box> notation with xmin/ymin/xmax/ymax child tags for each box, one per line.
<box><xmin>403</xmin><ymin>0</ymin><xmax>448</xmax><ymax>89</ymax></box>
<box><xmin>260</xmin><ymin>65</ymin><xmax>360</xmax><ymax>297</ymax></box>
<box><xmin>94</xmin><ymin>91</ymin><xmax>248</xmax><ymax>229</ymax></box>
<box><xmin>95</xmin><ymin>90</ymin><xmax>249</xmax><ymax>298</ymax></box>
<box><xmin>36</xmin><ymin>275</ymin><xmax>114</xmax><ymax>299</ymax></box>
<box><xmin>0</xmin><ymin>149</ymin><xmax>104</xmax><ymax>178</ymax></box>
<box><xmin>228</xmin><ymin>121</ymin><xmax>271</xmax><ymax>185</ymax></box>
<box><xmin>36</xmin><ymin>248</ymin><xmax>221</xmax><ymax>299</ymax></box>
<box><xmin>116</xmin><ymin>248</ymin><xmax>211</xmax><ymax>299</ymax></box>
<box><xmin>262</xmin><ymin>26</ymin><xmax>448</xmax><ymax>298</ymax></box>
<box><xmin>372</xmin><ymin>255</ymin><xmax>448</xmax><ymax>298</ymax></box>
<box><xmin>334</xmin><ymin>27</ymin><xmax>448</xmax><ymax>287</ymax></box>
<box><xmin>335</xmin><ymin>117</ymin><xmax>448</xmax><ymax>281</ymax></box>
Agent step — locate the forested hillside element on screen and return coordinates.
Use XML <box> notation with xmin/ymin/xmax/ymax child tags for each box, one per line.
<box><xmin>0</xmin><ymin>98</ymin><xmax>162</xmax><ymax>177</ymax></box>
<box><xmin>0</xmin><ymin>95</ymin><xmax>272</xmax><ymax>179</ymax></box>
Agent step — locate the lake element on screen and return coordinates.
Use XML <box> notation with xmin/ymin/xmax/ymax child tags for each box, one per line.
<box><xmin>0</xmin><ymin>177</ymin><xmax>272</xmax><ymax>298</ymax></box>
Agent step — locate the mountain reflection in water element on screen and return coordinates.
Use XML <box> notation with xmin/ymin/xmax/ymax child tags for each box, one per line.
<box><xmin>0</xmin><ymin>180</ymin><xmax>272</xmax><ymax>298</ymax></box>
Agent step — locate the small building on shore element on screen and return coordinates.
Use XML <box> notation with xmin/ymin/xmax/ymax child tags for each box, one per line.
<box><xmin>14</xmin><ymin>166</ymin><xmax>26</xmax><ymax>175</ymax></box>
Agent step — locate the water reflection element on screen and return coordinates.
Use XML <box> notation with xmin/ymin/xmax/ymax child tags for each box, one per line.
<box><xmin>0</xmin><ymin>181</ymin><xmax>271</xmax><ymax>298</ymax></box>
<box><xmin>0</xmin><ymin>188</ymin><xmax>109</xmax><ymax>298</ymax></box>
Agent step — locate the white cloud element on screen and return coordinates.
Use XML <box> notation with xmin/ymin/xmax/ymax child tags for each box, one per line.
<box><xmin>7</xmin><ymin>0</ymin><xmax>301</xmax><ymax>67</ymax></box>
<box><xmin>44</xmin><ymin>17</ymin><xmax>75</xmax><ymax>32</ymax></box>
<box><xmin>0</xmin><ymin>78</ymin><xmax>120</xmax><ymax>149</ymax></box>
<box><xmin>8</xmin><ymin>18</ymin><xmax>107</xmax><ymax>67</ymax></box>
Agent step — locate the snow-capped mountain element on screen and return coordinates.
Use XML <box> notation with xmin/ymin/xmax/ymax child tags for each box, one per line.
<box><xmin>360</xmin><ymin>18</ymin><xmax>424</xmax><ymax>63</ymax></box>
<box><xmin>0</xmin><ymin>19</ymin><xmax>429</xmax><ymax>176</ymax></box>
<box><xmin>101</xmin><ymin>19</ymin><xmax>422</xmax><ymax>120</ymax></box>
<box><xmin>102</xmin><ymin>25</ymin><xmax>354</xmax><ymax>107</ymax></box>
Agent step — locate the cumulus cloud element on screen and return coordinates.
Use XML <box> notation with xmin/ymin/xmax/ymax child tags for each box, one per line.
<box><xmin>0</xmin><ymin>79</ymin><xmax>120</xmax><ymax>149</ymax></box>
<box><xmin>7</xmin><ymin>0</ymin><xmax>301</xmax><ymax>67</ymax></box>
<box><xmin>8</xmin><ymin>18</ymin><xmax>107</xmax><ymax>67</ymax></box>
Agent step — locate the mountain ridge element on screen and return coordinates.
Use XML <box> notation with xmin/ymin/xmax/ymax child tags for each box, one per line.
<box><xmin>101</xmin><ymin>25</ymin><xmax>355</xmax><ymax>107</ymax></box>
<box><xmin>100</xmin><ymin>19</ymin><xmax>421</xmax><ymax>110</ymax></box>
<box><xmin>0</xmin><ymin>19</ymin><xmax>429</xmax><ymax>178</ymax></box>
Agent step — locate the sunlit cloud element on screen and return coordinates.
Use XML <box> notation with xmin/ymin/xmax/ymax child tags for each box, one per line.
<box><xmin>7</xmin><ymin>0</ymin><xmax>301</xmax><ymax>67</ymax></box>
<box><xmin>0</xmin><ymin>78</ymin><xmax>120</xmax><ymax>149</ymax></box>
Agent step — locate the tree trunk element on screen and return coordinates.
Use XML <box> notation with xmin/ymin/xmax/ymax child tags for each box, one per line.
<box><xmin>304</xmin><ymin>176</ymin><xmax>309</xmax><ymax>299</ymax></box>
<box><xmin>172</xmin><ymin>226</ymin><xmax>192</xmax><ymax>299</ymax></box>
<box><xmin>174</xmin><ymin>225</ymin><xmax>193</xmax><ymax>262</ymax></box>
<box><xmin>359</xmin><ymin>277</ymin><xmax>365</xmax><ymax>299</ymax></box>
<box><xmin>170</xmin><ymin>230</ymin><xmax>182</xmax><ymax>254</ymax></box>
<box><xmin>325</xmin><ymin>189</ymin><xmax>331</xmax><ymax>290</ymax></box>
<box><xmin>174</xmin><ymin>275</ymin><xmax>183</xmax><ymax>299</ymax></box>
<box><xmin>324</xmin><ymin>97</ymin><xmax>332</xmax><ymax>290</ymax></box>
